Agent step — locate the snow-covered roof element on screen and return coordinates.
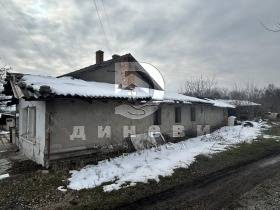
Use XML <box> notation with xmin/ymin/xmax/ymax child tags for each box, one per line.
<box><xmin>162</xmin><ymin>91</ymin><xmax>211</xmax><ymax>104</ymax></box>
<box><xmin>0</xmin><ymin>104</ymin><xmax>16</xmax><ymax>113</ymax></box>
<box><xmin>205</xmin><ymin>99</ymin><xmax>237</xmax><ymax>108</ymax></box>
<box><xmin>224</xmin><ymin>99</ymin><xmax>261</xmax><ymax>107</ymax></box>
<box><xmin>9</xmin><ymin>75</ymin><xmax>212</xmax><ymax>105</ymax></box>
<box><xmin>205</xmin><ymin>99</ymin><xmax>261</xmax><ymax>108</ymax></box>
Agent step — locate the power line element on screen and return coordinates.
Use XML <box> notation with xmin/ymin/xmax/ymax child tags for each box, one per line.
<box><xmin>94</xmin><ymin>0</ymin><xmax>112</xmax><ymax>55</ymax></box>
<box><xmin>0</xmin><ymin>1</ymin><xmax>52</xmax><ymax>67</ymax></box>
<box><xmin>0</xmin><ymin>2</ymin><xmax>78</xmax><ymax>75</ymax></box>
<box><xmin>102</xmin><ymin>0</ymin><xmax>118</xmax><ymax>53</ymax></box>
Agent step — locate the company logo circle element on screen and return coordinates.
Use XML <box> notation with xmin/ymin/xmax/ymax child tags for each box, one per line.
<box><xmin>114</xmin><ymin>62</ymin><xmax>165</xmax><ymax>119</ymax></box>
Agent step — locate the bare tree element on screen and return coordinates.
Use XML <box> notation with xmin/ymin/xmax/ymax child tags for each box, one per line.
<box><xmin>0</xmin><ymin>65</ymin><xmax>12</xmax><ymax>112</ymax></box>
<box><xmin>260</xmin><ymin>84</ymin><xmax>280</xmax><ymax>112</ymax></box>
<box><xmin>230</xmin><ymin>80</ymin><xmax>264</xmax><ymax>102</ymax></box>
<box><xmin>181</xmin><ymin>75</ymin><xmax>219</xmax><ymax>98</ymax></box>
<box><xmin>180</xmin><ymin>74</ymin><xmax>280</xmax><ymax>118</ymax></box>
<box><xmin>0</xmin><ymin>65</ymin><xmax>8</xmax><ymax>83</ymax></box>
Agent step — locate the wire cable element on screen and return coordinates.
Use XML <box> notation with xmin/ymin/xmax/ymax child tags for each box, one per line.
<box><xmin>94</xmin><ymin>0</ymin><xmax>112</xmax><ymax>55</ymax></box>
<box><xmin>102</xmin><ymin>0</ymin><xmax>118</xmax><ymax>53</ymax></box>
<box><xmin>0</xmin><ymin>1</ymin><xmax>52</xmax><ymax>67</ymax></box>
<box><xmin>0</xmin><ymin>1</ymin><xmax>79</xmax><ymax>75</ymax></box>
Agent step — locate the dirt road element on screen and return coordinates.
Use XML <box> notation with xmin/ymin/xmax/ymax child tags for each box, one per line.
<box><xmin>117</xmin><ymin>153</ymin><xmax>280</xmax><ymax>210</ymax></box>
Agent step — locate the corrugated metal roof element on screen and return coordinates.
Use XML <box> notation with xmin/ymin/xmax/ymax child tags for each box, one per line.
<box><xmin>6</xmin><ymin>74</ymin><xmax>213</xmax><ymax>105</ymax></box>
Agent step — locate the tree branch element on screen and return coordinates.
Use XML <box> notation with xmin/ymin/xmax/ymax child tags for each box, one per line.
<box><xmin>260</xmin><ymin>21</ymin><xmax>280</xmax><ymax>32</ymax></box>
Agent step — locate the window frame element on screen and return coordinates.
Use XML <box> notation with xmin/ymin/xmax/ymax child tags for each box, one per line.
<box><xmin>175</xmin><ymin>106</ymin><xmax>181</xmax><ymax>123</ymax></box>
<box><xmin>191</xmin><ymin>106</ymin><xmax>196</xmax><ymax>122</ymax></box>
<box><xmin>154</xmin><ymin>107</ymin><xmax>161</xmax><ymax>125</ymax></box>
<box><xmin>22</xmin><ymin>106</ymin><xmax>36</xmax><ymax>140</ymax></box>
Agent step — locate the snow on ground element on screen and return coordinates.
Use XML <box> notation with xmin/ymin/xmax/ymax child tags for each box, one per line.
<box><xmin>57</xmin><ymin>186</ymin><xmax>67</xmax><ymax>192</ymax></box>
<box><xmin>68</xmin><ymin>122</ymin><xmax>266</xmax><ymax>192</ymax></box>
<box><xmin>0</xmin><ymin>174</ymin><xmax>9</xmax><ymax>180</ymax></box>
<box><xmin>0</xmin><ymin>131</ymin><xmax>10</xmax><ymax>135</ymax></box>
<box><xmin>263</xmin><ymin>135</ymin><xmax>280</xmax><ymax>140</ymax></box>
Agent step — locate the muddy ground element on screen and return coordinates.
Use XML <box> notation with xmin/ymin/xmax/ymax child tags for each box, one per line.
<box><xmin>117</xmin><ymin>153</ymin><xmax>280</xmax><ymax>210</ymax></box>
<box><xmin>2</xmin><ymin>153</ymin><xmax>280</xmax><ymax>210</ymax></box>
<box><xmin>1</xmin><ymin>125</ymin><xmax>280</xmax><ymax>209</ymax></box>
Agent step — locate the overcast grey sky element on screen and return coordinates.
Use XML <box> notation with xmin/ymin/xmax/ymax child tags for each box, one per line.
<box><xmin>1</xmin><ymin>0</ymin><xmax>280</xmax><ymax>92</ymax></box>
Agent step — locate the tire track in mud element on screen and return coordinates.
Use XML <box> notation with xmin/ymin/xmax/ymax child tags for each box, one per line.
<box><xmin>117</xmin><ymin>153</ymin><xmax>280</xmax><ymax>210</ymax></box>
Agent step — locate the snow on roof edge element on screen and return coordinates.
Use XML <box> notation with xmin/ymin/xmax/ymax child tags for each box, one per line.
<box><xmin>11</xmin><ymin>74</ymin><xmax>216</xmax><ymax>105</ymax></box>
<box><xmin>205</xmin><ymin>98</ymin><xmax>261</xmax><ymax>108</ymax></box>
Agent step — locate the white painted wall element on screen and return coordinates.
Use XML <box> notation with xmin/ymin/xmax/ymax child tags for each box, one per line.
<box><xmin>18</xmin><ymin>99</ymin><xmax>46</xmax><ymax>166</ymax></box>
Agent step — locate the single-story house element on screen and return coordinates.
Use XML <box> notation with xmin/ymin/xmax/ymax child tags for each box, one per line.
<box><xmin>2</xmin><ymin>51</ymin><xmax>233</xmax><ymax>167</ymax></box>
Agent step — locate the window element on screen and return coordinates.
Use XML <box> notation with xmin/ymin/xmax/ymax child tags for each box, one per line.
<box><xmin>6</xmin><ymin>119</ymin><xmax>13</xmax><ymax>123</ymax></box>
<box><xmin>175</xmin><ymin>107</ymin><xmax>181</xmax><ymax>123</ymax></box>
<box><xmin>191</xmin><ymin>106</ymin><xmax>196</xmax><ymax>122</ymax></box>
<box><xmin>22</xmin><ymin>106</ymin><xmax>36</xmax><ymax>139</ymax></box>
<box><xmin>154</xmin><ymin>107</ymin><xmax>161</xmax><ymax>125</ymax></box>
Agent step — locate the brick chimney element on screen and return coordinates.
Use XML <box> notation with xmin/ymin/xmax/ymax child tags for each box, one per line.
<box><xmin>96</xmin><ymin>50</ymin><xmax>104</xmax><ymax>64</ymax></box>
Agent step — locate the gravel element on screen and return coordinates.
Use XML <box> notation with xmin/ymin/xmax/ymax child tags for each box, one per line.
<box><xmin>235</xmin><ymin>171</ymin><xmax>280</xmax><ymax>209</ymax></box>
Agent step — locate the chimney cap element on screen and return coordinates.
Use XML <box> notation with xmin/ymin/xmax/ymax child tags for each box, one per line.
<box><xmin>96</xmin><ymin>50</ymin><xmax>104</xmax><ymax>53</ymax></box>
<box><xmin>112</xmin><ymin>54</ymin><xmax>120</xmax><ymax>59</ymax></box>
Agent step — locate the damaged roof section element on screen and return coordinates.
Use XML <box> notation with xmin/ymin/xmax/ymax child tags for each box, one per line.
<box><xmin>3</xmin><ymin>73</ymin><xmax>213</xmax><ymax>105</ymax></box>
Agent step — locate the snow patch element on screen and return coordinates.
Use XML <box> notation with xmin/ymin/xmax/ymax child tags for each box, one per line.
<box><xmin>0</xmin><ymin>173</ymin><xmax>10</xmax><ymax>180</ymax></box>
<box><xmin>0</xmin><ymin>131</ymin><xmax>9</xmax><ymax>135</ymax></box>
<box><xmin>68</xmin><ymin>122</ymin><xmax>266</xmax><ymax>192</ymax></box>
<box><xmin>57</xmin><ymin>186</ymin><xmax>67</xmax><ymax>192</ymax></box>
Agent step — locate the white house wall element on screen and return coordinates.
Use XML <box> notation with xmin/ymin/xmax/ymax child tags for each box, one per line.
<box><xmin>19</xmin><ymin>99</ymin><xmax>46</xmax><ymax>166</ymax></box>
